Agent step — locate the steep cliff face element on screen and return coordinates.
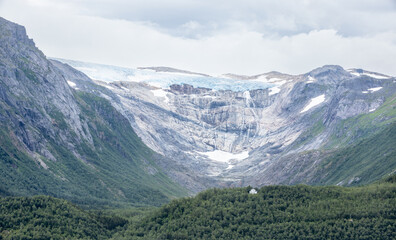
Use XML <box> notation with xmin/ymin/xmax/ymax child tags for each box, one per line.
<box><xmin>0</xmin><ymin>17</ymin><xmax>186</xmax><ymax>206</ymax></box>
<box><xmin>59</xmin><ymin>59</ymin><xmax>396</xmax><ymax>191</ymax></box>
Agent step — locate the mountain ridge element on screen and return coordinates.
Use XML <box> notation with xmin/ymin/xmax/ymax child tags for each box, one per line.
<box><xmin>0</xmin><ymin>17</ymin><xmax>187</xmax><ymax>207</ymax></box>
<box><xmin>1</xmin><ymin>16</ymin><xmax>395</xmax><ymax>201</ymax></box>
<box><xmin>57</xmin><ymin>58</ymin><xmax>396</xmax><ymax>192</ymax></box>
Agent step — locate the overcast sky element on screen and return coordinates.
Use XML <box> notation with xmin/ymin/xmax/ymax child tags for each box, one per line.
<box><xmin>1</xmin><ymin>0</ymin><xmax>396</xmax><ymax>75</ymax></box>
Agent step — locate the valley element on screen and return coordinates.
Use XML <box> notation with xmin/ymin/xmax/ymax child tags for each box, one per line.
<box><xmin>0</xmin><ymin>15</ymin><xmax>395</xmax><ymax>240</ymax></box>
<box><xmin>55</xmin><ymin>58</ymin><xmax>396</xmax><ymax>192</ymax></box>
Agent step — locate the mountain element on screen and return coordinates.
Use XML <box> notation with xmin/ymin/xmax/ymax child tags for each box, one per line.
<box><xmin>56</xmin><ymin>59</ymin><xmax>396</xmax><ymax>192</ymax></box>
<box><xmin>1</xmin><ymin>16</ymin><xmax>395</xmax><ymax>202</ymax></box>
<box><xmin>1</xmin><ymin>16</ymin><xmax>395</xmax><ymax>238</ymax></box>
<box><xmin>0</xmin><ymin>17</ymin><xmax>187</xmax><ymax>207</ymax></box>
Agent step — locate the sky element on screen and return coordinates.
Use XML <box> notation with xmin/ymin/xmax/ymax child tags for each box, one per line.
<box><xmin>0</xmin><ymin>0</ymin><xmax>396</xmax><ymax>76</ymax></box>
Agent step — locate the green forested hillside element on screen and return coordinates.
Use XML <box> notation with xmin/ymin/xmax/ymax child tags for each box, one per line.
<box><xmin>1</xmin><ymin>177</ymin><xmax>395</xmax><ymax>239</ymax></box>
<box><xmin>0</xmin><ymin>196</ymin><xmax>122</xmax><ymax>239</ymax></box>
<box><xmin>118</xmin><ymin>176</ymin><xmax>396</xmax><ymax>239</ymax></box>
<box><xmin>0</xmin><ymin>91</ymin><xmax>187</xmax><ymax>208</ymax></box>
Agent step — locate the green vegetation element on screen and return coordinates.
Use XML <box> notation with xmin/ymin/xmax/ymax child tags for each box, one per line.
<box><xmin>0</xmin><ymin>196</ymin><xmax>123</xmax><ymax>239</ymax></box>
<box><xmin>293</xmin><ymin>109</ymin><xmax>326</xmax><ymax>148</ymax></box>
<box><xmin>326</xmin><ymin>93</ymin><xmax>396</xmax><ymax>148</ymax></box>
<box><xmin>74</xmin><ymin>92</ymin><xmax>188</xmax><ymax>204</ymax></box>
<box><xmin>119</xmin><ymin>177</ymin><xmax>396</xmax><ymax>239</ymax></box>
<box><xmin>1</xmin><ymin>177</ymin><xmax>395</xmax><ymax>239</ymax></box>
<box><xmin>0</xmin><ymin>91</ymin><xmax>187</xmax><ymax>208</ymax></box>
<box><xmin>314</xmin><ymin>121</ymin><xmax>396</xmax><ymax>186</ymax></box>
<box><xmin>291</xmin><ymin>93</ymin><xmax>396</xmax><ymax>186</ymax></box>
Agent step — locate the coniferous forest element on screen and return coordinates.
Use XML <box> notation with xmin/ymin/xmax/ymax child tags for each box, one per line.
<box><xmin>1</xmin><ymin>175</ymin><xmax>395</xmax><ymax>239</ymax></box>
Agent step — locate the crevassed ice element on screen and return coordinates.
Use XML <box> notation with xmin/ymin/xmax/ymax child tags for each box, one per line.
<box><xmin>300</xmin><ymin>94</ymin><xmax>325</xmax><ymax>113</ymax></box>
<box><xmin>59</xmin><ymin>59</ymin><xmax>274</xmax><ymax>91</ymax></box>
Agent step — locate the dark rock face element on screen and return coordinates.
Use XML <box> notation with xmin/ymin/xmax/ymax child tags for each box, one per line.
<box><xmin>170</xmin><ymin>84</ymin><xmax>212</xmax><ymax>94</ymax></box>
<box><xmin>0</xmin><ymin>17</ymin><xmax>90</xmax><ymax>155</ymax></box>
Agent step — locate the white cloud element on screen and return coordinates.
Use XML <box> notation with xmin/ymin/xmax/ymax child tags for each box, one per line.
<box><xmin>20</xmin><ymin>0</ymin><xmax>396</xmax><ymax>37</ymax></box>
<box><xmin>0</xmin><ymin>0</ymin><xmax>395</xmax><ymax>76</ymax></box>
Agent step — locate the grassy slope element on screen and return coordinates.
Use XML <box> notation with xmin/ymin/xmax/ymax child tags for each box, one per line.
<box><xmin>290</xmin><ymin>93</ymin><xmax>396</xmax><ymax>186</ymax></box>
<box><xmin>73</xmin><ymin>92</ymin><xmax>188</xmax><ymax>205</ymax></box>
<box><xmin>325</xmin><ymin>93</ymin><xmax>396</xmax><ymax>148</ymax></box>
<box><xmin>120</xmin><ymin>176</ymin><xmax>396</xmax><ymax>240</ymax></box>
<box><xmin>314</xmin><ymin>121</ymin><xmax>396</xmax><ymax>186</ymax></box>
<box><xmin>0</xmin><ymin>91</ymin><xmax>187</xmax><ymax>208</ymax></box>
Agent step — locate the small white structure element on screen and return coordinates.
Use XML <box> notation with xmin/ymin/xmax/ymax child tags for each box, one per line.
<box><xmin>249</xmin><ymin>188</ymin><xmax>258</xmax><ymax>194</ymax></box>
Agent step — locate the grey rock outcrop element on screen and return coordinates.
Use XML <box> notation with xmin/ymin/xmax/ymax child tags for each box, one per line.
<box><xmin>57</xmin><ymin>59</ymin><xmax>396</xmax><ymax>191</ymax></box>
<box><xmin>0</xmin><ymin>17</ymin><xmax>187</xmax><ymax>205</ymax></box>
<box><xmin>0</xmin><ymin>17</ymin><xmax>92</xmax><ymax>157</ymax></box>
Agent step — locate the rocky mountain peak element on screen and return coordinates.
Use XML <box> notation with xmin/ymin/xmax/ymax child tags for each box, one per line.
<box><xmin>307</xmin><ymin>65</ymin><xmax>351</xmax><ymax>84</ymax></box>
<box><xmin>0</xmin><ymin>17</ymin><xmax>186</xmax><ymax>205</ymax></box>
<box><xmin>0</xmin><ymin>17</ymin><xmax>33</xmax><ymax>45</ymax></box>
<box><xmin>308</xmin><ymin>65</ymin><xmax>347</xmax><ymax>76</ymax></box>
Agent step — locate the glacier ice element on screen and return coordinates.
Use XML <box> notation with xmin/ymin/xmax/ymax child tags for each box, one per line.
<box><xmin>56</xmin><ymin>59</ymin><xmax>275</xmax><ymax>91</ymax></box>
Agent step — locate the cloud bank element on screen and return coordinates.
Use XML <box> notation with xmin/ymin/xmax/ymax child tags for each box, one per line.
<box><xmin>0</xmin><ymin>0</ymin><xmax>395</xmax><ymax>75</ymax></box>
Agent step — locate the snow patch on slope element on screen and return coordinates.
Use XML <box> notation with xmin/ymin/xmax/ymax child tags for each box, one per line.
<box><xmin>347</xmin><ymin>69</ymin><xmax>390</xmax><ymax>79</ymax></box>
<box><xmin>306</xmin><ymin>76</ymin><xmax>316</xmax><ymax>83</ymax></box>
<box><xmin>364</xmin><ymin>73</ymin><xmax>389</xmax><ymax>79</ymax></box>
<box><xmin>349</xmin><ymin>71</ymin><xmax>361</xmax><ymax>77</ymax></box>
<box><xmin>198</xmin><ymin>150</ymin><xmax>249</xmax><ymax>163</ymax></box>
<box><xmin>300</xmin><ymin>95</ymin><xmax>325</xmax><ymax>113</ymax></box>
<box><xmin>269</xmin><ymin>86</ymin><xmax>281</xmax><ymax>96</ymax></box>
<box><xmin>151</xmin><ymin>89</ymin><xmax>170</xmax><ymax>103</ymax></box>
<box><xmin>362</xmin><ymin>87</ymin><xmax>383</xmax><ymax>93</ymax></box>
<box><xmin>368</xmin><ymin>87</ymin><xmax>383</xmax><ymax>92</ymax></box>
<box><xmin>67</xmin><ymin>81</ymin><xmax>76</xmax><ymax>87</ymax></box>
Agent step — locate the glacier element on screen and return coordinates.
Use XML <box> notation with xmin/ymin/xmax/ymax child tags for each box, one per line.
<box><xmin>55</xmin><ymin>58</ymin><xmax>275</xmax><ymax>91</ymax></box>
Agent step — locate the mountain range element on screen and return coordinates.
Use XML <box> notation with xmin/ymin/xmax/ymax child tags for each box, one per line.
<box><xmin>0</xmin><ymin>16</ymin><xmax>395</xmax><ymax>207</ymax></box>
<box><xmin>55</xmin><ymin>55</ymin><xmax>396</xmax><ymax>193</ymax></box>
